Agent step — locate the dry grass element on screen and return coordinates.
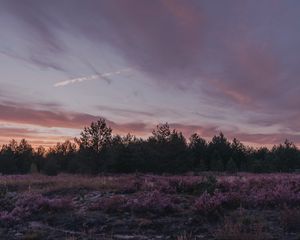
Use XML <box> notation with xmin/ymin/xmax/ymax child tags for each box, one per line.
<box><xmin>213</xmin><ymin>210</ymin><xmax>271</xmax><ymax>240</ymax></box>
<box><xmin>280</xmin><ymin>206</ymin><xmax>300</xmax><ymax>232</ymax></box>
<box><xmin>176</xmin><ymin>231</ymin><xmax>195</xmax><ymax>240</ymax></box>
<box><xmin>0</xmin><ymin>174</ymin><xmax>129</xmax><ymax>193</ymax></box>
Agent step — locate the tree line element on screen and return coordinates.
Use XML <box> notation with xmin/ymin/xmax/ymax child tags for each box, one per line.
<box><xmin>0</xmin><ymin>118</ymin><xmax>299</xmax><ymax>175</ymax></box>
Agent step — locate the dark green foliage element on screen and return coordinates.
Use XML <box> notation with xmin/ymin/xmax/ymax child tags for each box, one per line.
<box><xmin>30</xmin><ymin>163</ymin><xmax>38</xmax><ymax>173</ymax></box>
<box><xmin>272</xmin><ymin>140</ymin><xmax>300</xmax><ymax>171</ymax></box>
<box><xmin>33</xmin><ymin>146</ymin><xmax>46</xmax><ymax>173</ymax></box>
<box><xmin>72</xmin><ymin>118</ymin><xmax>112</xmax><ymax>174</ymax></box>
<box><xmin>169</xmin><ymin>175</ymin><xmax>217</xmax><ymax>195</ymax></box>
<box><xmin>77</xmin><ymin>118</ymin><xmax>112</xmax><ymax>153</ymax></box>
<box><xmin>140</xmin><ymin>123</ymin><xmax>190</xmax><ymax>173</ymax></box>
<box><xmin>0</xmin><ymin>119</ymin><xmax>300</xmax><ymax>174</ymax></box>
<box><xmin>15</xmin><ymin>139</ymin><xmax>33</xmax><ymax>173</ymax></box>
<box><xmin>0</xmin><ymin>139</ymin><xmax>33</xmax><ymax>174</ymax></box>
<box><xmin>226</xmin><ymin>158</ymin><xmax>238</xmax><ymax>173</ymax></box>
<box><xmin>106</xmin><ymin>134</ymin><xmax>144</xmax><ymax>173</ymax></box>
<box><xmin>189</xmin><ymin>133</ymin><xmax>208</xmax><ymax>170</ymax></box>
<box><xmin>210</xmin><ymin>151</ymin><xmax>224</xmax><ymax>171</ymax></box>
<box><xmin>230</xmin><ymin>138</ymin><xmax>246</xmax><ymax>169</ymax></box>
<box><xmin>208</xmin><ymin>133</ymin><xmax>231</xmax><ymax>169</ymax></box>
<box><xmin>46</xmin><ymin>140</ymin><xmax>77</xmax><ymax>172</ymax></box>
<box><xmin>43</xmin><ymin>160</ymin><xmax>58</xmax><ymax>176</ymax></box>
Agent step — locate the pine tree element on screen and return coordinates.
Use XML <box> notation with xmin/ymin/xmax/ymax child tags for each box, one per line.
<box><xmin>210</xmin><ymin>150</ymin><xmax>224</xmax><ymax>171</ymax></box>
<box><xmin>226</xmin><ymin>158</ymin><xmax>238</xmax><ymax>173</ymax></box>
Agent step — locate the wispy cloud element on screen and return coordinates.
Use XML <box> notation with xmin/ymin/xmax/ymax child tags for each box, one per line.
<box><xmin>54</xmin><ymin>68</ymin><xmax>132</xmax><ymax>87</ymax></box>
<box><xmin>1</xmin><ymin>101</ymin><xmax>299</xmax><ymax>146</ymax></box>
<box><xmin>2</xmin><ymin>0</ymin><xmax>300</xmax><ymax>147</ymax></box>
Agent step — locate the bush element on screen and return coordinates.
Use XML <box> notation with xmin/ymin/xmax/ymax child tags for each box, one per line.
<box><xmin>89</xmin><ymin>195</ymin><xmax>127</xmax><ymax>212</ymax></box>
<box><xmin>0</xmin><ymin>193</ymin><xmax>73</xmax><ymax>224</ymax></box>
<box><xmin>168</xmin><ymin>175</ymin><xmax>217</xmax><ymax>195</ymax></box>
<box><xmin>127</xmin><ymin>190</ymin><xmax>177</xmax><ymax>214</ymax></box>
<box><xmin>199</xmin><ymin>175</ymin><xmax>217</xmax><ymax>194</ymax></box>
<box><xmin>194</xmin><ymin>192</ymin><xmax>226</xmax><ymax>215</ymax></box>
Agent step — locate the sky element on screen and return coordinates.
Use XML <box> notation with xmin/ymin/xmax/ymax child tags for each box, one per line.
<box><xmin>0</xmin><ymin>0</ymin><xmax>300</xmax><ymax>148</ymax></box>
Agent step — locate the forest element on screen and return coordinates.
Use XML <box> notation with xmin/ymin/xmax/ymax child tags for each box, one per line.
<box><xmin>1</xmin><ymin>118</ymin><xmax>299</xmax><ymax>175</ymax></box>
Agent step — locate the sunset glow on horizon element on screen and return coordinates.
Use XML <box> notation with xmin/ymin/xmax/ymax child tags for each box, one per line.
<box><xmin>1</xmin><ymin>0</ymin><xmax>300</xmax><ymax>148</ymax></box>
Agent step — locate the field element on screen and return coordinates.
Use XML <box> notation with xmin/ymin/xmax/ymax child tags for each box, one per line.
<box><xmin>0</xmin><ymin>173</ymin><xmax>300</xmax><ymax>240</ymax></box>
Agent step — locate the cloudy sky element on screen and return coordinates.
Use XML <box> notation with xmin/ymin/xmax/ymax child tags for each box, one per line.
<box><xmin>0</xmin><ymin>0</ymin><xmax>300</xmax><ymax>147</ymax></box>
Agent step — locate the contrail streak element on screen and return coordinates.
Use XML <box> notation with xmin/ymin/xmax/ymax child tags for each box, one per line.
<box><xmin>54</xmin><ymin>68</ymin><xmax>132</xmax><ymax>87</ymax></box>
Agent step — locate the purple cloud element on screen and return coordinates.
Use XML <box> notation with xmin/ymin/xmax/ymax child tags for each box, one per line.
<box><xmin>1</xmin><ymin>0</ymin><xmax>300</xmax><ymax>145</ymax></box>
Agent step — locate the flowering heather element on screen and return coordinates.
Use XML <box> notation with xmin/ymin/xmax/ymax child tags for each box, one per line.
<box><xmin>89</xmin><ymin>194</ymin><xmax>127</xmax><ymax>212</ymax></box>
<box><xmin>194</xmin><ymin>192</ymin><xmax>227</xmax><ymax>215</ymax></box>
<box><xmin>89</xmin><ymin>190</ymin><xmax>178</xmax><ymax>214</ymax></box>
<box><xmin>0</xmin><ymin>192</ymin><xmax>73</xmax><ymax>224</ymax></box>
<box><xmin>127</xmin><ymin>190</ymin><xmax>177</xmax><ymax>214</ymax></box>
<box><xmin>0</xmin><ymin>173</ymin><xmax>299</xmax><ymax>239</ymax></box>
<box><xmin>193</xmin><ymin>174</ymin><xmax>300</xmax><ymax>214</ymax></box>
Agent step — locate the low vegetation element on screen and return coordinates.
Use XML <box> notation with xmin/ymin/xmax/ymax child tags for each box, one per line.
<box><xmin>0</xmin><ymin>173</ymin><xmax>299</xmax><ymax>239</ymax></box>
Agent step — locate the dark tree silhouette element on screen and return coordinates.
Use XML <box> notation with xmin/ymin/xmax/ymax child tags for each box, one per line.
<box><xmin>189</xmin><ymin>133</ymin><xmax>208</xmax><ymax>170</ymax></box>
<box><xmin>210</xmin><ymin>150</ymin><xmax>224</xmax><ymax>171</ymax></box>
<box><xmin>74</xmin><ymin>118</ymin><xmax>113</xmax><ymax>173</ymax></box>
<box><xmin>208</xmin><ymin>133</ymin><xmax>232</xmax><ymax>168</ymax></box>
<box><xmin>0</xmin><ymin>119</ymin><xmax>300</xmax><ymax>175</ymax></box>
<box><xmin>0</xmin><ymin>139</ymin><xmax>33</xmax><ymax>174</ymax></box>
<box><xmin>33</xmin><ymin>146</ymin><xmax>46</xmax><ymax>172</ymax></box>
<box><xmin>226</xmin><ymin>157</ymin><xmax>238</xmax><ymax>173</ymax></box>
<box><xmin>77</xmin><ymin>118</ymin><xmax>112</xmax><ymax>153</ymax></box>
<box><xmin>151</xmin><ymin>123</ymin><xmax>171</xmax><ymax>142</ymax></box>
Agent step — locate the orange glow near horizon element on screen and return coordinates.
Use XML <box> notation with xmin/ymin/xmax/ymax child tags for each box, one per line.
<box><xmin>0</xmin><ymin>122</ymin><xmax>297</xmax><ymax>150</ymax></box>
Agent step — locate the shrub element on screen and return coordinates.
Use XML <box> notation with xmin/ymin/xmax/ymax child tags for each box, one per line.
<box><xmin>198</xmin><ymin>175</ymin><xmax>217</xmax><ymax>194</ymax></box>
<box><xmin>250</xmin><ymin>184</ymin><xmax>300</xmax><ymax>207</ymax></box>
<box><xmin>168</xmin><ymin>177</ymin><xmax>200</xmax><ymax>194</ymax></box>
<box><xmin>90</xmin><ymin>190</ymin><xmax>177</xmax><ymax>214</ymax></box>
<box><xmin>194</xmin><ymin>192</ymin><xmax>227</xmax><ymax>215</ymax></box>
<box><xmin>170</xmin><ymin>175</ymin><xmax>218</xmax><ymax>195</ymax></box>
<box><xmin>89</xmin><ymin>195</ymin><xmax>127</xmax><ymax>212</ymax></box>
<box><xmin>0</xmin><ymin>192</ymin><xmax>73</xmax><ymax>223</ymax></box>
<box><xmin>127</xmin><ymin>190</ymin><xmax>177</xmax><ymax>214</ymax></box>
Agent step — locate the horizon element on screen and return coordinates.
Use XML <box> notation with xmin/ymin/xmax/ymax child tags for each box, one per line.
<box><xmin>1</xmin><ymin>0</ymin><xmax>300</xmax><ymax>147</ymax></box>
<box><xmin>0</xmin><ymin>120</ymin><xmax>296</xmax><ymax>150</ymax></box>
